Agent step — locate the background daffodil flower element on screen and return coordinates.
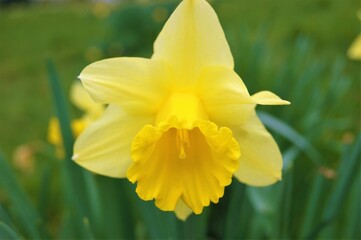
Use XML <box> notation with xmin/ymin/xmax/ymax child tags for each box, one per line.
<box><xmin>347</xmin><ymin>10</ymin><xmax>361</xmax><ymax>60</ymax></box>
<box><xmin>73</xmin><ymin>0</ymin><xmax>290</xmax><ymax>220</ymax></box>
<box><xmin>48</xmin><ymin>82</ymin><xmax>104</xmax><ymax>158</ymax></box>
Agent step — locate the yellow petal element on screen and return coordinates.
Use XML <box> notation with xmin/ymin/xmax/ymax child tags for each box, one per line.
<box><xmin>48</xmin><ymin>117</ymin><xmax>62</xmax><ymax>147</ymax></box>
<box><xmin>252</xmin><ymin>91</ymin><xmax>290</xmax><ymax>105</ymax></box>
<box><xmin>48</xmin><ymin>117</ymin><xmax>88</xmax><ymax>159</ymax></box>
<box><xmin>79</xmin><ymin>57</ymin><xmax>171</xmax><ymax>115</ymax></box>
<box><xmin>71</xmin><ymin>118</ymin><xmax>88</xmax><ymax>137</ymax></box>
<box><xmin>347</xmin><ymin>34</ymin><xmax>361</xmax><ymax>60</ymax></box>
<box><xmin>73</xmin><ymin>104</ymin><xmax>152</xmax><ymax>178</ymax></box>
<box><xmin>127</xmin><ymin>119</ymin><xmax>240</xmax><ymax>214</ymax></box>
<box><xmin>233</xmin><ymin>110</ymin><xmax>283</xmax><ymax>186</ymax></box>
<box><xmin>198</xmin><ymin>66</ymin><xmax>255</xmax><ymax>126</ymax></box>
<box><xmin>47</xmin><ymin>117</ymin><xmax>65</xmax><ymax>159</ymax></box>
<box><xmin>174</xmin><ymin>200</ymin><xmax>192</xmax><ymax>221</ymax></box>
<box><xmin>70</xmin><ymin>81</ymin><xmax>104</xmax><ymax>119</ymax></box>
<box><xmin>152</xmin><ymin>0</ymin><xmax>233</xmax><ymax>86</ymax></box>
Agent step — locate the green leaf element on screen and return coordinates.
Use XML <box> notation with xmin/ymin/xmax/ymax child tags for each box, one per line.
<box><xmin>0</xmin><ymin>222</ymin><xmax>22</xmax><ymax>240</ymax></box>
<box><xmin>283</xmin><ymin>146</ymin><xmax>300</xmax><ymax>171</ymax></box>
<box><xmin>95</xmin><ymin>178</ymin><xmax>135</xmax><ymax>239</ymax></box>
<box><xmin>46</xmin><ymin>59</ymin><xmax>101</xmax><ymax>238</ymax></box>
<box><xmin>0</xmin><ymin>205</ymin><xmax>16</xmax><ymax>232</ymax></box>
<box><xmin>247</xmin><ymin>183</ymin><xmax>281</xmax><ymax>238</ymax></box>
<box><xmin>181</xmin><ymin>208</ymin><xmax>209</xmax><ymax>239</ymax></box>
<box><xmin>0</xmin><ymin>204</ymin><xmax>18</xmax><ymax>239</ymax></box>
<box><xmin>223</xmin><ymin>183</ymin><xmax>245</xmax><ymax>239</ymax></box>
<box><xmin>258</xmin><ymin>111</ymin><xmax>323</xmax><ymax>166</ymax></box>
<box><xmin>46</xmin><ymin>59</ymin><xmax>73</xmax><ymax>160</ymax></box>
<box><xmin>299</xmin><ymin>174</ymin><xmax>326</xmax><ymax>238</ymax></box>
<box><xmin>323</xmin><ymin>134</ymin><xmax>361</xmax><ymax>220</ymax></box>
<box><xmin>126</xmin><ymin>183</ymin><xmax>179</xmax><ymax>239</ymax></box>
<box><xmin>343</xmin><ymin>172</ymin><xmax>361</xmax><ymax>238</ymax></box>
<box><xmin>308</xmin><ymin>134</ymin><xmax>361</xmax><ymax>238</ymax></box>
<box><xmin>280</xmin><ymin>170</ymin><xmax>293</xmax><ymax>239</ymax></box>
<box><xmin>0</xmin><ymin>152</ymin><xmax>41</xmax><ymax>239</ymax></box>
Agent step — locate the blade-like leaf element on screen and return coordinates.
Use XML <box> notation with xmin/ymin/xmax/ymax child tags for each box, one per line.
<box><xmin>224</xmin><ymin>183</ymin><xmax>245</xmax><ymax>239</ymax></box>
<box><xmin>181</xmin><ymin>207</ymin><xmax>209</xmax><ymax>239</ymax></box>
<box><xmin>0</xmin><ymin>152</ymin><xmax>40</xmax><ymax>239</ymax></box>
<box><xmin>299</xmin><ymin>174</ymin><xmax>326</xmax><ymax>238</ymax></box>
<box><xmin>258</xmin><ymin>111</ymin><xmax>323</xmax><ymax>166</ymax></box>
<box><xmin>343</xmin><ymin>172</ymin><xmax>361</xmax><ymax>238</ymax></box>
<box><xmin>125</xmin><ymin>183</ymin><xmax>179</xmax><ymax>239</ymax></box>
<box><xmin>0</xmin><ymin>205</ymin><xmax>16</xmax><ymax>232</ymax></box>
<box><xmin>308</xmin><ymin>134</ymin><xmax>361</xmax><ymax>238</ymax></box>
<box><xmin>0</xmin><ymin>222</ymin><xmax>22</xmax><ymax>240</ymax></box>
<box><xmin>47</xmin><ymin>59</ymin><xmax>101</xmax><ymax>237</ymax></box>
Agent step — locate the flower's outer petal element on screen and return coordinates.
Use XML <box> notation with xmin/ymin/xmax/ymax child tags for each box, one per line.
<box><xmin>79</xmin><ymin>57</ymin><xmax>170</xmax><ymax>115</ymax></box>
<box><xmin>252</xmin><ymin>91</ymin><xmax>290</xmax><ymax>105</ymax></box>
<box><xmin>153</xmin><ymin>0</ymin><xmax>233</xmax><ymax>86</ymax></box>
<box><xmin>233</xmin><ymin>110</ymin><xmax>283</xmax><ymax>186</ymax></box>
<box><xmin>70</xmin><ymin>81</ymin><xmax>104</xmax><ymax>118</ymax></box>
<box><xmin>348</xmin><ymin>34</ymin><xmax>361</xmax><ymax>60</ymax></box>
<box><xmin>174</xmin><ymin>200</ymin><xmax>192</xmax><ymax>221</ymax></box>
<box><xmin>198</xmin><ymin>67</ymin><xmax>254</xmax><ymax>126</ymax></box>
<box><xmin>73</xmin><ymin>104</ymin><xmax>153</xmax><ymax>178</ymax></box>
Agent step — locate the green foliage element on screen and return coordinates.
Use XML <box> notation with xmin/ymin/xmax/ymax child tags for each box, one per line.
<box><xmin>0</xmin><ymin>222</ymin><xmax>21</xmax><ymax>240</ymax></box>
<box><xmin>0</xmin><ymin>0</ymin><xmax>360</xmax><ymax>239</ymax></box>
<box><xmin>0</xmin><ymin>152</ymin><xmax>40</xmax><ymax>239</ymax></box>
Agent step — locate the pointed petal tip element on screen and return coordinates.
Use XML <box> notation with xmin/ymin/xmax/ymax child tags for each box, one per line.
<box><xmin>276</xmin><ymin>172</ymin><xmax>282</xmax><ymax>181</ymax></box>
<box><xmin>252</xmin><ymin>91</ymin><xmax>290</xmax><ymax>105</ymax></box>
<box><xmin>72</xmin><ymin>154</ymin><xmax>79</xmax><ymax>161</ymax></box>
<box><xmin>279</xmin><ymin>100</ymin><xmax>291</xmax><ymax>105</ymax></box>
<box><xmin>175</xmin><ymin>210</ymin><xmax>192</xmax><ymax>221</ymax></box>
<box><xmin>269</xmin><ymin>170</ymin><xmax>283</xmax><ymax>184</ymax></box>
<box><xmin>175</xmin><ymin>213</ymin><xmax>189</xmax><ymax>221</ymax></box>
<box><xmin>174</xmin><ymin>199</ymin><xmax>193</xmax><ymax>221</ymax></box>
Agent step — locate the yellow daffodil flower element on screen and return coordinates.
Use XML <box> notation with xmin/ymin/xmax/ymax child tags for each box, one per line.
<box><xmin>348</xmin><ymin>11</ymin><xmax>361</xmax><ymax>60</ymax></box>
<box><xmin>348</xmin><ymin>35</ymin><xmax>361</xmax><ymax>60</ymax></box>
<box><xmin>73</xmin><ymin>0</ymin><xmax>290</xmax><ymax>220</ymax></box>
<box><xmin>48</xmin><ymin>82</ymin><xmax>104</xmax><ymax>158</ymax></box>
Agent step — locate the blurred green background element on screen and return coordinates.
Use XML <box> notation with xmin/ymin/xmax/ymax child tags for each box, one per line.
<box><xmin>0</xmin><ymin>0</ymin><xmax>360</xmax><ymax>239</ymax></box>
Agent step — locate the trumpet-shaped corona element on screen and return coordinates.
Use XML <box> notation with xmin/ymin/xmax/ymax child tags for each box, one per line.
<box><xmin>128</xmin><ymin>93</ymin><xmax>240</xmax><ymax>214</ymax></box>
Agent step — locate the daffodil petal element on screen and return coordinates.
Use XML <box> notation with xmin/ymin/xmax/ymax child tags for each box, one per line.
<box><xmin>252</xmin><ymin>91</ymin><xmax>290</xmax><ymax>105</ymax></box>
<box><xmin>70</xmin><ymin>81</ymin><xmax>104</xmax><ymax>118</ymax></box>
<box><xmin>198</xmin><ymin>66</ymin><xmax>254</xmax><ymax>126</ymax></box>
<box><xmin>79</xmin><ymin>57</ymin><xmax>170</xmax><ymax>115</ymax></box>
<box><xmin>233</xmin><ymin>110</ymin><xmax>283</xmax><ymax>186</ymax></box>
<box><xmin>48</xmin><ymin>117</ymin><xmax>65</xmax><ymax>159</ymax></box>
<box><xmin>48</xmin><ymin>117</ymin><xmax>62</xmax><ymax>147</ymax></box>
<box><xmin>348</xmin><ymin>34</ymin><xmax>361</xmax><ymax>60</ymax></box>
<box><xmin>153</xmin><ymin>0</ymin><xmax>233</xmax><ymax>85</ymax></box>
<box><xmin>73</xmin><ymin>104</ymin><xmax>152</xmax><ymax>178</ymax></box>
<box><xmin>174</xmin><ymin>200</ymin><xmax>192</xmax><ymax>221</ymax></box>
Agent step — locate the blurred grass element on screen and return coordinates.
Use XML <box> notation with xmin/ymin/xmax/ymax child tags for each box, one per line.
<box><xmin>217</xmin><ymin>0</ymin><xmax>359</xmax><ymax>55</ymax></box>
<box><xmin>0</xmin><ymin>4</ymin><xmax>105</xmax><ymax>158</ymax></box>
